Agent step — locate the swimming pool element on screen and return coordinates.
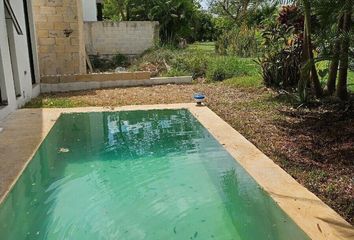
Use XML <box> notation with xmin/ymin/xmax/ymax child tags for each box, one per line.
<box><xmin>0</xmin><ymin>109</ymin><xmax>309</xmax><ymax>239</ymax></box>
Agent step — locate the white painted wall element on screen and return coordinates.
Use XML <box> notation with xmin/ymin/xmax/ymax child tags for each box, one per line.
<box><xmin>0</xmin><ymin>0</ymin><xmax>40</xmax><ymax>120</ymax></box>
<box><xmin>82</xmin><ymin>0</ymin><xmax>97</xmax><ymax>22</ymax></box>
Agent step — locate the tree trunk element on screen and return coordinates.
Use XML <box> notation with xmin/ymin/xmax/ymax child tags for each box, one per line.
<box><xmin>336</xmin><ymin>4</ymin><xmax>352</xmax><ymax>100</ymax></box>
<box><xmin>327</xmin><ymin>15</ymin><xmax>344</xmax><ymax>95</ymax></box>
<box><xmin>298</xmin><ymin>0</ymin><xmax>312</xmax><ymax>102</ymax></box>
<box><xmin>309</xmin><ymin>39</ymin><xmax>323</xmax><ymax>98</ymax></box>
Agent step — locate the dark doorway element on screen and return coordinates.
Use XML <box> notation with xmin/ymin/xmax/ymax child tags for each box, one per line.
<box><xmin>23</xmin><ymin>0</ymin><xmax>36</xmax><ymax>85</ymax></box>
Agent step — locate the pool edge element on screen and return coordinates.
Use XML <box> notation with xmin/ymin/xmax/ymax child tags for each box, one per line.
<box><xmin>0</xmin><ymin>103</ymin><xmax>353</xmax><ymax>240</ymax></box>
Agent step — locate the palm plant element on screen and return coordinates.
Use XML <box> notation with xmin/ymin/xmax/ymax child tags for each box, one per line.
<box><xmin>336</xmin><ymin>0</ymin><xmax>352</xmax><ymax>100</ymax></box>
<box><xmin>273</xmin><ymin>0</ymin><xmax>352</xmax><ymax>101</ymax></box>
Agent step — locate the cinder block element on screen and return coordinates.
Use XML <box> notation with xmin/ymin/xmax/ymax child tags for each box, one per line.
<box><xmin>40</xmin><ymin>6</ymin><xmax>56</xmax><ymax>15</ymax></box>
<box><xmin>54</xmin><ymin>22</ymin><xmax>70</xmax><ymax>30</ymax></box>
<box><xmin>37</xmin><ymin>22</ymin><xmax>54</xmax><ymax>30</ymax></box>
<box><xmin>48</xmin><ymin>30</ymin><xmax>63</xmax><ymax>38</ymax></box>
<box><xmin>47</xmin><ymin>15</ymin><xmax>64</xmax><ymax>23</ymax></box>
<box><xmin>41</xmin><ymin>75</ymin><xmax>60</xmax><ymax>84</ymax></box>
<box><xmin>37</xmin><ymin>30</ymin><xmax>49</xmax><ymax>38</ymax></box>
<box><xmin>64</xmin><ymin>45</ymin><xmax>79</xmax><ymax>53</ymax></box>
<box><xmin>55</xmin><ymin>7</ymin><xmax>66</xmax><ymax>14</ymax></box>
<box><xmin>55</xmin><ymin>37</ymin><xmax>70</xmax><ymax>45</ymax></box>
<box><xmin>59</xmin><ymin>74</ymin><xmax>76</xmax><ymax>83</ymax></box>
<box><xmin>39</xmin><ymin>37</ymin><xmax>55</xmax><ymax>45</ymax></box>
<box><xmin>46</xmin><ymin>0</ymin><xmax>64</xmax><ymax>7</ymax></box>
<box><xmin>70</xmin><ymin>37</ymin><xmax>79</xmax><ymax>46</ymax></box>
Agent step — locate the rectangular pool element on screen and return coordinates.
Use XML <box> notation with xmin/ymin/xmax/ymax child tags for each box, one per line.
<box><xmin>0</xmin><ymin>109</ymin><xmax>309</xmax><ymax>239</ymax></box>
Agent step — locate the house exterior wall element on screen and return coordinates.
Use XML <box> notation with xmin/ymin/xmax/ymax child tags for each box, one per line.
<box><xmin>84</xmin><ymin>21</ymin><xmax>160</xmax><ymax>56</ymax></box>
<box><xmin>32</xmin><ymin>0</ymin><xmax>86</xmax><ymax>76</ymax></box>
<box><xmin>82</xmin><ymin>0</ymin><xmax>97</xmax><ymax>22</ymax></box>
<box><xmin>0</xmin><ymin>0</ymin><xmax>40</xmax><ymax>121</ymax></box>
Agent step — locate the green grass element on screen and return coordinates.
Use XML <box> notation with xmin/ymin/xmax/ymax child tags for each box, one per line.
<box><xmin>224</xmin><ymin>75</ymin><xmax>262</xmax><ymax>88</ymax></box>
<box><xmin>132</xmin><ymin>43</ymin><xmax>353</xmax><ymax>92</ymax></box>
<box><xmin>130</xmin><ymin>42</ymin><xmax>260</xmax><ymax>88</ymax></box>
<box><xmin>348</xmin><ymin>70</ymin><xmax>354</xmax><ymax>92</ymax></box>
<box><xmin>186</xmin><ymin>42</ymin><xmax>215</xmax><ymax>53</ymax></box>
<box><xmin>316</xmin><ymin>61</ymin><xmax>354</xmax><ymax>92</ymax></box>
<box><xmin>25</xmin><ymin>97</ymin><xmax>86</xmax><ymax>108</ymax></box>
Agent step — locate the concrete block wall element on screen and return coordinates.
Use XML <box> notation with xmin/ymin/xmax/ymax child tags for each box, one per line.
<box><xmin>85</xmin><ymin>21</ymin><xmax>159</xmax><ymax>56</ymax></box>
<box><xmin>32</xmin><ymin>0</ymin><xmax>86</xmax><ymax>76</ymax></box>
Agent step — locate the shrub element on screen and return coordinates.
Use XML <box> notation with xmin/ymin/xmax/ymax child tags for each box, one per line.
<box><xmin>131</xmin><ymin>48</ymin><xmax>177</xmax><ymax>76</ymax></box>
<box><xmin>215</xmin><ymin>26</ymin><xmax>262</xmax><ymax>57</ymax></box>
<box><xmin>172</xmin><ymin>51</ymin><xmax>209</xmax><ymax>78</ymax></box>
<box><xmin>258</xmin><ymin>6</ymin><xmax>303</xmax><ymax>89</ymax></box>
<box><xmin>258</xmin><ymin>44</ymin><xmax>302</xmax><ymax>89</ymax></box>
<box><xmin>163</xmin><ymin>68</ymin><xmax>189</xmax><ymax>77</ymax></box>
<box><xmin>113</xmin><ymin>53</ymin><xmax>128</xmax><ymax>66</ymax></box>
<box><xmin>206</xmin><ymin>57</ymin><xmax>249</xmax><ymax>81</ymax></box>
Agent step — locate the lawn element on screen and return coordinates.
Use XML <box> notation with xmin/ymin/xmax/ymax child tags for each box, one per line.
<box><xmin>129</xmin><ymin>42</ymin><xmax>261</xmax><ymax>86</ymax></box>
<box><xmin>25</xmin><ymin>43</ymin><xmax>354</xmax><ymax>225</ymax></box>
<box><xmin>129</xmin><ymin>42</ymin><xmax>354</xmax><ymax>92</ymax></box>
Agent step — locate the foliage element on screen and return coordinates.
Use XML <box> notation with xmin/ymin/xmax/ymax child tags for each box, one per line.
<box><xmin>128</xmin><ymin>0</ymin><xmax>198</xmax><ymax>43</ymax></box>
<box><xmin>209</xmin><ymin>0</ymin><xmax>267</xmax><ymax>24</ymax></box>
<box><xmin>103</xmin><ymin>0</ymin><xmax>214</xmax><ymax>44</ymax></box>
<box><xmin>129</xmin><ymin>43</ymin><xmax>259</xmax><ymax>82</ymax></box>
<box><xmin>258</xmin><ymin>43</ymin><xmax>302</xmax><ymax>89</ymax></box>
<box><xmin>223</xmin><ymin>75</ymin><xmax>262</xmax><ymax>88</ymax></box>
<box><xmin>172</xmin><ymin>51</ymin><xmax>209</xmax><ymax>78</ymax></box>
<box><xmin>258</xmin><ymin>6</ymin><xmax>303</xmax><ymax>89</ymax></box>
<box><xmin>191</xmin><ymin>10</ymin><xmax>216</xmax><ymax>42</ymax></box>
<box><xmin>277</xmin><ymin>5</ymin><xmax>304</xmax><ymax>33</ymax></box>
<box><xmin>215</xmin><ymin>25</ymin><xmax>262</xmax><ymax>57</ymax></box>
<box><xmin>210</xmin><ymin>0</ymin><xmax>353</xmax><ymax>100</ymax></box>
<box><xmin>212</xmin><ymin>2</ymin><xmax>278</xmax><ymax>58</ymax></box>
<box><xmin>103</xmin><ymin>0</ymin><xmax>128</xmax><ymax>21</ymax></box>
<box><xmin>206</xmin><ymin>56</ymin><xmax>250</xmax><ymax>81</ymax></box>
<box><xmin>113</xmin><ymin>53</ymin><xmax>128</xmax><ymax>66</ymax></box>
<box><xmin>247</xmin><ymin>3</ymin><xmax>278</xmax><ymax>26</ymax></box>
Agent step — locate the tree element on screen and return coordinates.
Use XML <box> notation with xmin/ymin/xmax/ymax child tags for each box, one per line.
<box><xmin>268</xmin><ymin>0</ymin><xmax>352</xmax><ymax>101</ymax></box>
<box><xmin>209</xmin><ymin>0</ymin><xmax>265</xmax><ymax>25</ymax></box>
<box><xmin>103</xmin><ymin>0</ymin><xmax>128</xmax><ymax>21</ymax></box>
<box><xmin>103</xmin><ymin>0</ymin><xmax>203</xmax><ymax>44</ymax></box>
<box><xmin>336</xmin><ymin>0</ymin><xmax>352</xmax><ymax>100</ymax></box>
<box><xmin>326</xmin><ymin>15</ymin><xmax>343</xmax><ymax>95</ymax></box>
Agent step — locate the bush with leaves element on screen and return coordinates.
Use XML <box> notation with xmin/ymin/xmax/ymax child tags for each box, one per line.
<box><xmin>258</xmin><ymin>5</ymin><xmax>304</xmax><ymax>89</ymax></box>
<box><xmin>104</xmin><ymin>0</ymin><xmax>213</xmax><ymax>44</ymax></box>
<box><xmin>258</xmin><ymin>43</ymin><xmax>302</xmax><ymax>89</ymax></box>
<box><xmin>172</xmin><ymin>51</ymin><xmax>209</xmax><ymax>78</ymax></box>
<box><xmin>206</xmin><ymin>56</ymin><xmax>250</xmax><ymax>81</ymax></box>
<box><xmin>215</xmin><ymin>25</ymin><xmax>261</xmax><ymax>57</ymax></box>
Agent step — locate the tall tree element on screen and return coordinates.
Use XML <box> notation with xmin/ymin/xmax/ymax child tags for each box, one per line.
<box><xmin>298</xmin><ymin>0</ymin><xmax>312</xmax><ymax>101</ymax></box>
<box><xmin>104</xmin><ymin>0</ymin><xmax>201</xmax><ymax>44</ymax></box>
<box><xmin>209</xmin><ymin>0</ymin><xmax>263</xmax><ymax>24</ymax></box>
<box><xmin>326</xmin><ymin>15</ymin><xmax>344</xmax><ymax>95</ymax></box>
<box><xmin>103</xmin><ymin>0</ymin><xmax>128</xmax><ymax>21</ymax></box>
<box><xmin>336</xmin><ymin>0</ymin><xmax>352</xmax><ymax>100</ymax></box>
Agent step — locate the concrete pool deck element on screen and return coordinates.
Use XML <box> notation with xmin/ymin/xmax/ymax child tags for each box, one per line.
<box><xmin>0</xmin><ymin>103</ymin><xmax>353</xmax><ymax>239</ymax></box>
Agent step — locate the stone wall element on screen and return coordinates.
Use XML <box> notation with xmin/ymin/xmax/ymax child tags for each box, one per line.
<box><xmin>32</xmin><ymin>0</ymin><xmax>86</xmax><ymax>76</ymax></box>
<box><xmin>85</xmin><ymin>21</ymin><xmax>159</xmax><ymax>56</ymax></box>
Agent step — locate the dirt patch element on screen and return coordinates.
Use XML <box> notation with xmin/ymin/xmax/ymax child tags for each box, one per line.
<box><xmin>26</xmin><ymin>83</ymin><xmax>354</xmax><ymax>224</ymax></box>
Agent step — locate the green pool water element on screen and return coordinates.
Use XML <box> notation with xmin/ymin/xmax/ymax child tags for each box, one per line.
<box><xmin>0</xmin><ymin>109</ymin><xmax>310</xmax><ymax>240</ymax></box>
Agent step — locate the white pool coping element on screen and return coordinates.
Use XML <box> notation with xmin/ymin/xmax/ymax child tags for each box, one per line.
<box><xmin>0</xmin><ymin>103</ymin><xmax>353</xmax><ymax>239</ymax></box>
